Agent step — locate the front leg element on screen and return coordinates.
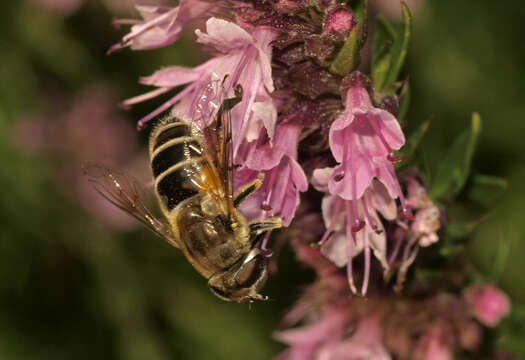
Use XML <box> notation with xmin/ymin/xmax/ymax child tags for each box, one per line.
<box><xmin>234</xmin><ymin>173</ymin><xmax>264</xmax><ymax>207</ymax></box>
<box><xmin>249</xmin><ymin>217</ymin><xmax>283</xmax><ymax>234</ymax></box>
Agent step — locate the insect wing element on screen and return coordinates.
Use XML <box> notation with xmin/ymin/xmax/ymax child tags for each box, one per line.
<box><xmin>190</xmin><ymin>81</ymin><xmax>243</xmax><ymax>218</ymax></box>
<box><xmin>83</xmin><ymin>162</ymin><xmax>180</xmax><ymax>248</ymax></box>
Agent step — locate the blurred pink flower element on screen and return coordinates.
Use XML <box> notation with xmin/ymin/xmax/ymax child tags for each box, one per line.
<box><xmin>13</xmin><ymin>86</ymin><xmax>146</xmax><ymax>231</ymax></box>
<box><xmin>406</xmin><ymin>173</ymin><xmax>440</xmax><ymax>247</ymax></box>
<box><xmin>412</xmin><ymin>326</ymin><xmax>452</xmax><ymax>360</ymax></box>
<box><xmin>313</xmin><ymin>168</ymin><xmax>396</xmax><ymax>295</ymax></box>
<box><xmin>274</xmin><ymin>307</ymin><xmax>350</xmax><ymax>360</ymax></box>
<box><xmin>316</xmin><ymin>314</ymin><xmax>391</xmax><ymax>360</ymax></box>
<box><xmin>108</xmin><ymin>1</ymin><xmax>215</xmax><ymax>53</ymax></box>
<box><xmin>464</xmin><ymin>284</ymin><xmax>511</xmax><ymax>327</ymax></box>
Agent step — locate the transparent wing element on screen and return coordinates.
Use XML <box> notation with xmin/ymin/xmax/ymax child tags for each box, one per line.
<box><xmin>216</xmin><ymin>84</ymin><xmax>243</xmax><ymax>217</ymax></box>
<box><xmin>184</xmin><ymin>78</ymin><xmax>243</xmax><ymax>219</ymax></box>
<box><xmin>82</xmin><ymin>162</ymin><xmax>180</xmax><ymax>248</ymax></box>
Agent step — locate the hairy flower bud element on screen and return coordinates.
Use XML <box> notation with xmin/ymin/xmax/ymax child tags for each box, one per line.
<box><xmin>323</xmin><ymin>5</ymin><xmax>355</xmax><ymax>40</ymax></box>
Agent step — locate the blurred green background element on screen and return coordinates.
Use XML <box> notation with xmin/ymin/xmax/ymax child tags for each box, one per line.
<box><xmin>0</xmin><ymin>1</ymin><xmax>524</xmax><ymax>359</ymax></box>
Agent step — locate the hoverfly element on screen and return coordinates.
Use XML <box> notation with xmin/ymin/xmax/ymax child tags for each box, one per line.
<box><xmin>84</xmin><ymin>83</ymin><xmax>282</xmax><ymax>302</ymax></box>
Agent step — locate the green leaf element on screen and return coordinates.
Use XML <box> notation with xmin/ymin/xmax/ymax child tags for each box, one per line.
<box><xmin>372</xmin><ymin>16</ymin><xmax>396</xmax><ymax>87</ymax></box>
<box><xmin>394</xmin><ymin>117</ymin><xmax>430</xmax><ymax>169</ymax></box>
<box><xmin>490</xmin><ymin>232</ymin><xmax>511</xmax><ymax>282</ymax></box>
<box><xmin>329</xmin><ymin>0</ymin><xmax>368</xmax><ymax>76</ymax></box>
<box><xmin>465</xmin><ymin>174</ymin><xmax>508</xmax><ymax>208</ymax></box>
<box><xmin>380</xmin><ymin>2</ymin><xmax>412</xmax><ymax>92</ymax></box>
<box><xmin>397</xmin><ymin>80</ymin><xmax>411</xmax><ymax>122</ymax></box>
<box><xmin>446</xmin><ymin>215</ymin><xmax>488</xmax><ymax>239</ymax></box>
<box><xmin>430</xmin><ymin>113</ymin><xmax>482</xmax><ymax>199</ymax></box>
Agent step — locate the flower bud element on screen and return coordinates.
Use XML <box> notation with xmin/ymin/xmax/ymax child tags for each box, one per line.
<box><xmin>323</xmin><ymin>5</ymin><xmax>356</xmax><ymax>40</ymax></box>
<box><xmin>464</xmin><ymin>284</ymin><xmax>511</xmax><ymax>327</ymax></box>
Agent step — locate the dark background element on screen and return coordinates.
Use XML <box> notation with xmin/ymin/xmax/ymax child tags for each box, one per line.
<box><xmin>0</xmin><ymin>1</ymin><xmax>524</xmax><ymax>358</ymax></box>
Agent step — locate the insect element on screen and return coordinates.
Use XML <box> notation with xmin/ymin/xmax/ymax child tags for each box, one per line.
<box><xmin>84</xmin><ymin>84</ymin><xmax>282</xmax><ymax>302</ymax></box>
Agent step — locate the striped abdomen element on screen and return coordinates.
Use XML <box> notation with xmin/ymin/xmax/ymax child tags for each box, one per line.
<box><xmin>149</xmin><ymin>118</ymin><xmax>204</xmax><ymax>213</ymax></box>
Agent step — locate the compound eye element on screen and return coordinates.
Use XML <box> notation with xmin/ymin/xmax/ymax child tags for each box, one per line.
<box><xmin>209</xmin><ymin>285</ymin><xmax>230</xmax><ymax>301</ymax></box>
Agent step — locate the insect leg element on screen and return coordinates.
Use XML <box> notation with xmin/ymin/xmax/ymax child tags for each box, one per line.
<box><xmin>234</xmin><ymin>173</ymin><xmax>264</xmax><ymax>207</ymax></box>
<box><xmin>249</xmin><ymin>217</ymin><xmax>282</xmax><ymax>234</ymax></box>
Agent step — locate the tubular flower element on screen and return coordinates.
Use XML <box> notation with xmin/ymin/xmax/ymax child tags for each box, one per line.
<box><xmin>328</xmin><ymin>72</ymin><xmax>409</xmax><ymax>218</ymax></box>
<box><xmin>236</xmin><ymin>124</ymin><xmax>308</xmax><ymax>227</ymax></box>
<box><xmin>124</xmin><ymin>17</ymin><xmax>278</xmax><ymax>157</ymax></box>
<box><xmin>108</xmin><ymin>1</ymin><xmax>216</xmax><ymax>54</ymax></box>
<box><xmin>313</xmin><ymin>167</ymin><xmax>396</xmax><ymax>295</ymax></box>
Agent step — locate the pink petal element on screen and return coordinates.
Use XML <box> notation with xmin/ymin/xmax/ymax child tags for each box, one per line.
<box><xmin>177</xmin><ymin>0</ymin><xmax>215</xmax><ymax>23</ymax></box>
<box><xmin>250</xmin><ymin>99</ymin><xmax>277</xmax><ymax>142</ymax></box>
<box><xmin>289</xmin><ymin>157</ymin><xmax>308</xmax><ymax>192</ymax></box>
<box><xmin>139</xmin><ymin>66</ymin><xmax>202</xmax><ymax>87</ymax></box>
<box><xmin>196</xmin><ymin>18</ymin><xmax>253</xmax><ymax>52</ymax></box>
<box><xmin>367</xmin><ymin>221</ymin><xmax>389</xmax><ymax>272</ymax></box>
<box><xmin>368</xmin><ymin>180</ymin><xmax>397</xmax><ymax>220</ymax></box>
<box><xmin>312</xmin><ymin>167</ymin><xmax>335</xmax><ymax>193</ymax></box>
<box><xmin>345</xmin><ymin>85</ymin><xmax>374</xmax><ymax>109</ymax></box>
<box><xmin>320</xmin><ymin>232</ymin><xmax>349</xmax><ymax>267</ymax></box>
<box><xmin>328</xmin><ymin>156</ymin><xmax>375</xmax><ymax>200</ymax></box>
<box><xmin>252</xmin><ymin>27</ymin><xmax>278</xmax><ymax>92</ymax></box>
<box><xmin>245</xmin><ymin>125</ymin><xmax>300</xmax><ymax>171</ymax></box>
<box><xmin>329</xmin><ymin>110</ymin><xmax>355</xmax><ymax>161</ymax></box>
<box><xmin>376</xmin><ymin>160</ymin><xmax>402</xmax><ymax>199</ymax></box>
<box><xmin>371</xmin><ymin>109</ymin><xmax>405</xmax><ymax>150</ymax></box>
<box><xmin>273</xmin><ymin>311</ymin><xmax>345</xmax><ymax>345</ymax></box>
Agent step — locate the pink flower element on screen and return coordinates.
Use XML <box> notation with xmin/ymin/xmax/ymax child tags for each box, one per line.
<box><xmin>312</xmin><ymin>167</ymin><xmax>397</xmax><ymax>295</ymax></box>
<box><xmin>328</xmin><ymin>72</ymin><xmax>408</xmax><ymax>217</ymax></box>
<box><xmin>236</xmin><ymin>124</ymin><xmax>308</xmax><ymax>227</ymax></box>
<box><xmin>274</xmin><ymin>307</ymin><xmax>349</xmax><ymax>360</ymax></box>
<box><xmin>316</xmin><ymin>315</ymin><xmax>391</xmax><ymax>360</ymax></box>
<box><xmin>108</xmin><ymin>1</ymin><xmax>215</xmax><ymax>53</ymax></box>
<box><xmin>464</xmin><ymin>284</ymin><xmax>511</xmax><ymax>327</ymax></box>
<box><xmin>124</xmin><ymin>17</ymin><xmax>278</xmax><ymax>156</ymax></box>
<box><xmin>413</xmin><ymin>326</ymin><xmax>452</xmax><ymax>360</ymax></box>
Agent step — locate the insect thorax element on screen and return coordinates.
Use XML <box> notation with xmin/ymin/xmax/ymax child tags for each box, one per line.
<box><xmin>171</xmin><ymin>194</ymin><xmax>252</xmax><ymax>279</ymax></box>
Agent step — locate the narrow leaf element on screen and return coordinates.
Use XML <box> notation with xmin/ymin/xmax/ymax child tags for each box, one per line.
<box><xmin>395</xmin><ymin>117</ymin><xmax>430</xmax><ymax>169</ymax></box>
<box><xmin>381</xmin><ymin>2</ymin><xmax>412</xmax><ymax>91</ymax></box>
<box><xmin>372</xmin><ymin>16</ymin><xmax>395</xmax><ymax>87</ymax></box>
<box><xmin>397</xmin><ymin>80</ymin><xmax>411</xmax><ymax>122</ymax></box>
<box><xmin>430</xmin><ymin>113</ymin><xmax>482</xmax><ymax>199</ymax></box>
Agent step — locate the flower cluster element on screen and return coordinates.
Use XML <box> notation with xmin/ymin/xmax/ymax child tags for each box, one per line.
<box><xmin>274</xmin><ymin>274</ymin><xmax>511</xmax><ymax>360</ymax></box>
<box><xmin>111</xmin><ymin>1</ymin><xmax>513</xmax><ymax>358</ymax></box>
<box><xmin>112</xmin><ymin>0</ymin><xmax>422</xmax><ymax>289</ymax></box>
